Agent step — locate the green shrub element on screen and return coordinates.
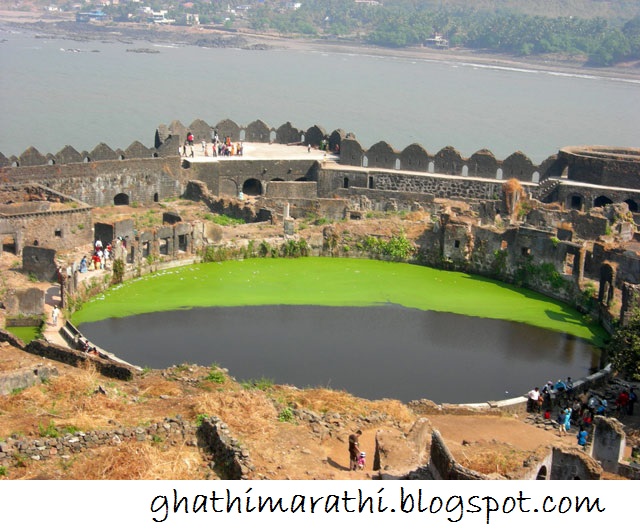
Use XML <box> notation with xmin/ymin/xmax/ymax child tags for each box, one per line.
<box><xmin>606</xmin><ymin>311</ymin><xmax>640</xmax><ymax>380</ymax></box>
<box><xmin>278</xmin><ymin>407</ymin><xmax>295</xmax><ymax>423</ymax></box>
<box><xmin>279</xmin><ymin>238</ymin><xmax>310</xmax><ymax>258</ymax></box>
<box><xmin>241</xmin><ymin>377</ymin><xmax>274</xmax><ymax>391</ymax></box>
<box><xmin>38</xmin><ymin>421</ymin><xmax>60</xmax><ymax>438</ymax></box>
<box><xmin>212</xmin><ymin>214</ymin><xmax>245</xmax><ymax>226</ymax></box>
<box><xmin>111</xmin><ymin>258</ymin><xmax>125</xmax><ymax>285</ymax></box>
<box><xmin>206</xmin><ymin>365</ymin><xmax>226</xmax><ymax>384</ymax></box>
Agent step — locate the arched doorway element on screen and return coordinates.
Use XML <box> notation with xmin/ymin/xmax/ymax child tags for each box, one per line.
<box><xmin>569</xmin><ymin>195</ymin><xmax>584</xmax><ymax>210</ymax></box>
<box><xmin>625</xmin><ymin>199</ymin><xmax>638</xmax><ymax>212</ymax></box>
<box><xmin>594</xmin><ymin>196</ymin><xmax>613</xmax><ymax>208</ymax></box>
<box><xmin>242</xmin><ymin>178</ymin><xmax>262</xmax><ymax>196</ymax></box>
<box><xmin>114</xmin><ymin>193</ymin><xmax>130</xmax><ymax>206</ymax></box>
<box><xmin>536</xmin><ymin>466</ymin><xmax>548</xmax><ymax>480</ymax></box>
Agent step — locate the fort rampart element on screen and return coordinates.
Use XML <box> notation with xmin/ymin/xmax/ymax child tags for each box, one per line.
<box><xmin>2</xmin><ymin>118</ymin><xmax>640</xmax><ymax>213</ymax></box>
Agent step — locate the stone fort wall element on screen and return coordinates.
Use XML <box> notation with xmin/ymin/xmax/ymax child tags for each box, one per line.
<box><xmin>2</xmin><ymin>118</ymin><xmax>639</xmax><ymax>210</ymax></box>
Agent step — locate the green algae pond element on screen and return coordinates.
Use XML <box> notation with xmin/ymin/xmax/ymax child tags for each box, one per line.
<box><xmin>5</xmin><ymin>326</ymin><xmax>41</xmax><ymax>343</ymax></box>
<box><xmin>74</xmin><ymin>258</ymin><xmax>606</xmax><ymax>403</ymax></box>
<box><xmin>74</xmin><ymin>258</ymin><xmax>604</xmax><ymax>341</ymax></box>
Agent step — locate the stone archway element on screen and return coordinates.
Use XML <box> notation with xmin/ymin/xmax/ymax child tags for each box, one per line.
<box><xmin>114</xmin><ymin>193</ymin><xmax>130</xmax><ymax>206</ymax></box>
<box><xmin>536</xmin><ymin>465</ymin><xmax>548</xmax><ymax>480</ymax></box>
<box><xmin>242</xmin><ymin>178</ymin><xmax>263</xmax><ymax>196</ymax></box>
<box><xmin>594</xmin><ymin>195</ymin><xmax>613</xmax><ymax>208</ymax></box>
<box><xmin>220</xmin><ymin>178</ymin><xmax>238</xmax><ymax>197</ymax></box>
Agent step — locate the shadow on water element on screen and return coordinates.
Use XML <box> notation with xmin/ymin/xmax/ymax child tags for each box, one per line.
<box><xmin>79</xmin><ymin>305</ymin><xmax>600</xmax><ymax>404</ymax></box>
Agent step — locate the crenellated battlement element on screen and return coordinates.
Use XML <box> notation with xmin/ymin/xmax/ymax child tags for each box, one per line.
<box><xmin>1</xmin><ymin>118</ymin><xmax>560</xmax><ymax>184</ymax></box>
<box><xmin>1</xmin><ymin>119</ymin><xmax>639</xmax><ymax>215</ymax></box>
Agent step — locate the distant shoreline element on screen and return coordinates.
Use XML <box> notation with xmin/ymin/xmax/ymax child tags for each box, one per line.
<box><xmin>2</xmin><ymin>11</ymin><xmax>640</xmax><ymax>83</ymax></box>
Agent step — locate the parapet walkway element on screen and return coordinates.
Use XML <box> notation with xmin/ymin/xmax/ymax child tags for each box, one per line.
<box><xmin>181</xmin><ymin>141</ymin><xmax>340</xmax><ymax>163</ymax></box>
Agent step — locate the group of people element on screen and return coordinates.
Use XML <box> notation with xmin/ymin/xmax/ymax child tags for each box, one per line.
<box><xmin>181</xmin><ymin>130</ymin><xmax>244</xmax><ymax>158</ymax></box>
<box><xmin>79</xmin><ymin>239</ymin><xmax>113</xmax><ymax>273</ymax></box>
<box><xmin>527</xmin><ymin>377</ymin><xmax>575</xmax><ymax>414</ymax></box>
<box><xmin>613</xmin><ymin>387</ymin><xmax>638</xmax><ymax>417</ymax></box>
<box><xmin>528</xmin><ymin>376</ymin><xmax>638</xmax><ymax>449</ymax></box>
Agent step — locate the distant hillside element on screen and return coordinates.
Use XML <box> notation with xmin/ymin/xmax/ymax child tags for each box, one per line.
<box><xmin>2</xmin><ymin>0</ymin><xmax>639</xmax><ymax>67</ymax></box>
<box><xmin>383</xmin><ymin>0</ymin><xmax>640</xmax><ymax>22</ymax></box>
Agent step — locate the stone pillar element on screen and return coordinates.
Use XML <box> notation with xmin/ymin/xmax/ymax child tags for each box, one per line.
<box><xmin>283</xmin><ymin>202</ymin><xmax>294</xmax><ymax>235</ymax></box>
<box><xmin>620</xmin><ymin>282</ymin><xmax>640</xmax><ymax>327</ymax></box>
<box><xmin>591</xmin><ymin>416</ymin><xmax>625</xmax><ymax>473</ymax></box>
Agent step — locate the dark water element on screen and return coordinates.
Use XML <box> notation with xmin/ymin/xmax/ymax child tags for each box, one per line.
<box><xmin>79</xmin><ymin>305</ymin><xmax>599</xmax><ymax>403</ymax></box>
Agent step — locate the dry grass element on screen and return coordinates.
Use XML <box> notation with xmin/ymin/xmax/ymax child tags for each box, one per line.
<box><xmin>189</xmin><ymin>389</ymin><xmax>278</xmax><ymax>438</ymax></box>
<box><xmin>457</xmin><ymin>442</ymin><xmax>528</xmax><ymax>476</ymax></box>
<box><xmin>9</xmin><ymin>442</ymin><xmax>210</xmax><ymax>480</ymax></box>
<box><xmin>272</xmin><ymin>386</ymin><xmax>416</xmax><ymax>424</ymax></box>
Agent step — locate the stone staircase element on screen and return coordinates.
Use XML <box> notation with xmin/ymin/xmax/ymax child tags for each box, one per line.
<box><xmin>533</xmin><ymin>178</ymin><xmax>561</xmax><ymax>202</ymax></box>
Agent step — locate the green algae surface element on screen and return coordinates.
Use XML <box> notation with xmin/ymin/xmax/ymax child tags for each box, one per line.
<box><xmin>6</xmin><ymin>326</ymin><xmax>40</xmax><ymax>343</ymax></box>
<box><xmin>72</xmin><ymin>257</ymin><xmax>606</xmax><ymax>344</ymax></box>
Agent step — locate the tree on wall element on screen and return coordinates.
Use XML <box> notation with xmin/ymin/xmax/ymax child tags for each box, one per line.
<box><xmin>606</xmin><ymin>310</ymin><xmax>640</xmax><ymax>380</ymax></box>
<box><xmin>502</xmin><ymin>178</ymin><xmax>523</xmax><ymax>221</ymax></box>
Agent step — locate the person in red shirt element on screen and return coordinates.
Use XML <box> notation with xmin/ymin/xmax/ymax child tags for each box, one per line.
<box><xmin>615</xmin><ymin>389</ymin><xmax>630</xmax><ymax>417</ymax></box>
